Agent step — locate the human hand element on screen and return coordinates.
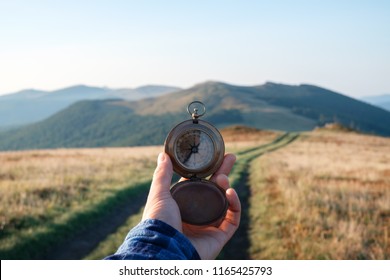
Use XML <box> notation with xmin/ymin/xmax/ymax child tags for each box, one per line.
<box><xmin>142</xmin><ymin>152</ymin><xmax>241</xmax><ymax>259</ymax></box>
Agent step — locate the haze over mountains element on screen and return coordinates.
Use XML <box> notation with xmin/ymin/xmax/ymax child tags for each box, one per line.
<box><xmin>360</xmin><ymin>94</ymin><xmax>390</xmax><ymax>112</ymax></box>
<box><xmin>0</xmin><ymin>81</ymin><xmax>389</xmax><ymax>151</ymax></box>
<box><xmin>0</xmin><ymin>85</ymin><xmax>180</xmax><ymax>128</ymax></box>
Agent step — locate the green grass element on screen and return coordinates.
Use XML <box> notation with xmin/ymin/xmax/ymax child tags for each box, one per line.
<box><xmin>0</xmin><ymin>180</ymin><xmax>151</xmax><ymax>259</ymax></box>
<box><xmin>0</xmin><ymin>147</ymin><xmax>160</xmax><ymax>259</ymax></box>
<box><xmin>219</xmin><ymin>133</ymin><xmax>300</xmax><ymax>259</ymax></box>
<box><xmin>84</xmin><ymin>209</ymin><xmax>144</xmax><ymax>259</ymax></box>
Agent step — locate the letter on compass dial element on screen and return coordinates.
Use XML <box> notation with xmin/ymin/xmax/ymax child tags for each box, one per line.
<box><xmin>175</xmin><ymin>130</ymin><xmax>214</xmax><ymax>169</ymax></box>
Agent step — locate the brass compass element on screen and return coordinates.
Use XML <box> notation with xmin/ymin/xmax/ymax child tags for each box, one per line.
<box><xmin>165</xmin><ymin>101</ymin><xmax>227</xmax><ymax>226</ymax></box>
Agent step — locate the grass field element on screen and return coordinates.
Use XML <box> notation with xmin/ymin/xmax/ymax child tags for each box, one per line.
<box><xmin>248</xmin><ymin>130</ymin><xmax>390</xmax><ymax>259</ymax></box>
<box><xmin>0</xmin><ymin>147</ymin><xmax>160</xmax><ymax>259</ymax></box>
<box><xmin>0</xmin><ymin>127</ymin><xmax>389</xmax><ymax>259</ymax></box>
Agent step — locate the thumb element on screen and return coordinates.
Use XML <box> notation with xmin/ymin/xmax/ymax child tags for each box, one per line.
<box><xmin>149</xmin><ymin>152</ymin><xmax>173</xmax><ymax>198</ymax></box>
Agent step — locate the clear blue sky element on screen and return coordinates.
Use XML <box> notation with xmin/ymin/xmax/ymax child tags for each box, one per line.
<box><xmin>0</xmin><ymin>0</ymin><xmax>389</xmax><ymax>97</ymax></box>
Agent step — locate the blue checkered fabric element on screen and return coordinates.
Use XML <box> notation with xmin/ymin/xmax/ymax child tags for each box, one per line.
<box><xmin>104</xmin><ymin>219</ymin><xmax>200</xmax><ymax>260</ymax></box>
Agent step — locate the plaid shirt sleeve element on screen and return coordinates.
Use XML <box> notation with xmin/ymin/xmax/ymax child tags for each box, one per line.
<box><xmin>104</xmin><ymin>219</ymin><xmax>201</xmax><ymax>260</ymax></box>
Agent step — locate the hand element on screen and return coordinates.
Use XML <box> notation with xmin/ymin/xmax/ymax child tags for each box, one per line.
<box><xmin>142</xmin><ymin>152</ymin><xmax>241</xmax><ymax>259</ymax></box>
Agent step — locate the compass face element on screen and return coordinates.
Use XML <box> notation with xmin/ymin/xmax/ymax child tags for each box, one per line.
<box><xmin>165</xmin><ymin>119</ymin><xmax>224</xmax><ymax>178</ymax></box>
<box><xmin>175</xmin><ymin>129</ymin><xmax>215</xmax><ymax>170</ymax></box>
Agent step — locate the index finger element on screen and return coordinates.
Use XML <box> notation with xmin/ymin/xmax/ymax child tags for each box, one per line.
<box><xmin>178</xmin><ymin>153</ymin><xmax>236</xmax><ymax>183</ymax></box>
<box><xmin>210</xmin><ymin>153</ymin><xmax>236</xmax><ymax>179</ymax></box>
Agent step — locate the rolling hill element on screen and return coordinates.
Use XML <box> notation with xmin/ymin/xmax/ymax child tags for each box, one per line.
<box><xmin>0</xmin><ymin>81</ymin><xmax>389</xmax><ymax>151</ymax></box>
<box><xmin>0</xmin><ymin>85</ymin><xmax>180</xmax><ymax>128</ymax></box>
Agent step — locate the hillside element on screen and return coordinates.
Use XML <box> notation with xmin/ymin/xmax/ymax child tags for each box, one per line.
<box><xmin>0</xmin><ymin>81</ymin><xmax>390</xmax><ymax>151</ymax></box>
<box><xmin>121</xmin><ymin>81</ymin><xmax>390</xmax><ymax>134</ymax></box>
<box><xmin>0</xmin><ymin>85</ymin><xmax>180</xmax><ymax>128</ymax></box>
<box><xmin>0</xmin><ymin>100</ymin><xmax>181</xmax><ymax>150</ymax></box>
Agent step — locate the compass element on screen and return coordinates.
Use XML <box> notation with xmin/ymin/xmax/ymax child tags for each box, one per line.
<box><xmin>165</xmin><ymin>101</ymin><xmax>227</xmax><ymax>226</ymax></box>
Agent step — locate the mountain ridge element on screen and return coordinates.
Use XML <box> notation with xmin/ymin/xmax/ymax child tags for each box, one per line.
<box><xmin>1</xmin><ymin>81</ymin><xmax>389</xmax><ymax>151</ymax></box>
<box><xmin>0</xmin><ymin>84</ymin><xmax>181</xmax><ymax>127</ymax></box>
<box><xmin>0</xmin><ymin>81</ymin><xmax>390</xmax><ymax>150</ymax></box>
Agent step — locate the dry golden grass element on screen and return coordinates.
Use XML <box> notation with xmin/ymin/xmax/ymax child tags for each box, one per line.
<box><xmin>0</xmin><ymin>138</ymin><xmax>258</xmax><ymax>258</ymax></box>
<box><xmin>249</xmin><ymin>130</ymin><xmax>390</xmax><ymax>259</ymax></box>
<box><xmin>7</xmin><ymin>128</ymin><xmax>387</xmax><ymax>260</ymax></box>
<box><xmin>0</xmin><ymin>146</ymin><xmax>162</xmax><ymax>251</ymax></box>
<box><xmin>222</xmin><ymin>126</ymin><xmax>282</xmax><ymax>152</ymax></box>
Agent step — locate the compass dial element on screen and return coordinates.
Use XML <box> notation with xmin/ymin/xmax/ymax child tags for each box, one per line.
<box><xmin>164</xmin><ymin>118</ymin><xmax>224</xmax><ymax>178</ymax></box>
<box><xmin>175</xmin><ymin>129</ymin><xmax>214</xmax><ymax>170</ymax></box>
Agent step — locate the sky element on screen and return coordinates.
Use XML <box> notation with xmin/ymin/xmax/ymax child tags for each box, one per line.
<box><xmin>0</xmin><ymin>0</ymin><xmax>389</xmax><ymax>97</ymax></box>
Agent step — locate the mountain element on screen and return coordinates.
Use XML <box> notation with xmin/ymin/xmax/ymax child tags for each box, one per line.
<box><xmin>0</xmin><ymin>85</ymin><xmax>180</xmax><ymax>128</ymax></box>
<box><xmin>121</xmin><ymin>81</ymin><xmax>390</xmax><ymax>133</ymax></box>
<box><xmin>360</xmin><ymin>94</ymin><xmax>390</xmax><ymax>111</ymax></box>
<box><xmin>0</xmin><ymin>81</ymin><xmax>389</xmax><ymax>151</ymax></box>
<box><xmin>111</xmin><ymin>85</ymin><xmax>181</xmax><ymax>100</ymax></box>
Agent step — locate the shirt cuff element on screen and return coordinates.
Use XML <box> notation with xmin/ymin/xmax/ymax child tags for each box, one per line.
<box><xmin>104</xmin><ymin>219</ymin><xmax>200</xmax><ymax>260</ymax></box>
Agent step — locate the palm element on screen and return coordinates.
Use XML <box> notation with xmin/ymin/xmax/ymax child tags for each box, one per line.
<box><xmin>183</xmin><ymin>224</ymin><xmax>226</xmax><ymax>259</ymax></box>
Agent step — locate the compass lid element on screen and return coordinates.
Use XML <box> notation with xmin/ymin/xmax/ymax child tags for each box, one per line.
<box><xmin>170</xmin><ymin>179</ymin><xmax>228</xmax><ymax>226</ymax></box>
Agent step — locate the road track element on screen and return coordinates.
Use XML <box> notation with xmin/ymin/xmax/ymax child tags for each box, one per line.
<box><xmin>221</xmin><ymin>132</ymin><xmax>299</xmax><ymax>259</ymax></box>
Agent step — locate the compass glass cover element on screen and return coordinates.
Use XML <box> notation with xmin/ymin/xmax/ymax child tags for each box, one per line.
<box><xmin>175</xmin><ymin>129</ymin><xmax>214</xmax><ymax>169</ymax></box>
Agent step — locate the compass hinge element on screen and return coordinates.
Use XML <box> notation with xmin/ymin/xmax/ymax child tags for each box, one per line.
<box><xmin>189</xmin><ymin>176</ymin><xmax>201</xmax><ymax>181</ymax></box>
